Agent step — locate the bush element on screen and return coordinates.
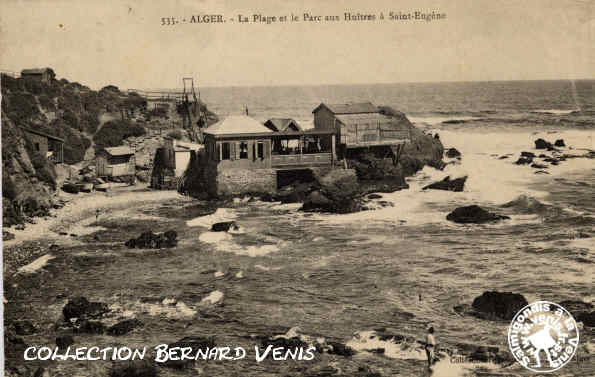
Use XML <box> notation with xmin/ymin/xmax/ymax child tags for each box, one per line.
<box><xmin>24</xmin><ymin>138</ymin><xmax>57</xmax><ymax>189</ymax></box>
<box><xmin>38</xmin><ymin>94</ymin><xmax>55</xmax><ymax>111</ymax></box>
<box><xmin>3</xmin><ymin>92</ymin><xmax>40</xmax><ymax>122</ymax></box>
<box><xmin>167</xmin><ymin>130</ymin><xmax>183</xmax><ymax>140</ymax></box>
<box><xmin>93</xmin><ymin>120</ymin><xmax>145</xmax><ymax>149</ymax></box>
<box><xmin>81</xmin><ymin>112</ymin><xmax>100</xmax><ymax>134</ymax></box>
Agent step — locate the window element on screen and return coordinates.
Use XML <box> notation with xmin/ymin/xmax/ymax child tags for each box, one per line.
<box><xmin>239</xmin><ymin>142</ymin><xmax>248</xmax><ymax>159</ymax></box>
<box><xmin>35</xmin><ymin>142</ymin><xmax>40</xmax><ymax>151</ymax></box>
<box><xmin>221</xmin><ymin>142</ymin><xmax>230</xmax><ymax>160</ymax></box>
<box><xmin>257</xmin><ymin>142</ymin><xmax>264</xmax><ymax>159</ymax></box>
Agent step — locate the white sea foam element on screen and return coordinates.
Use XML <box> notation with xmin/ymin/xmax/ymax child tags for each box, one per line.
<box><xmin>137</xmin><ymin>300</ymin><xmax>197</xmax><ymax>318</ymax></box>
<box><xmin>186</xmin><ymin>208</ymin><xmax>237</xmax><ymax>227</ymax></box>
<box><xmin>17</xmin><ymin>254</ymin><xmax>55</xmax><ymax>274</ymax></box>
<box><xmin>408</xmin><ymin>116</ymin><xmax>481</xmax><ymax>125</ymax></box>
<box><xmin>531</xmin><ymin>109</ymin><xmax>577</xmax><ymax>115</ymax></box>
<box><xmin>201</xmin><ymin>290</ymin><xmax>224</xmax><ymax>304</ymax></box>
<box><xmin>199</xmin><ymin>230</ymin><xmax>282</xmax><ymax>257</ymax></box>
<box><xmin>346</xmin><ymin>330</ymin><xmax>426</xmax><ymax>360</ymax></box>
<box><xmin>320</xmin><ymin>129</ymin><xmax>594</xmax><ymax>227</ymax></box>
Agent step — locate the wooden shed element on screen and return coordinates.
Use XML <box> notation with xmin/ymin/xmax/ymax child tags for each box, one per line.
<box><xmin>23</xmin><ymin>128</ymin><xmax>64</xmax><ymax>163</ymax></box>
<box><xmin>312</xmin><ymin>102</ymin><xmax>411</xmax><ymax>151</ymax></box>
<box><xmin>20</xmin><ymin>68</ymin><xmax>55</xmax><ymax>83</ymax></box>
<box><xmin>96</xmin><ymin>146</ymin><xmax>136</xmax><ymax>179</ymax></box>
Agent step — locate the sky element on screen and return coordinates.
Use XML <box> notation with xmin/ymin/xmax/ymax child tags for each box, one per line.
<box><xmin>0</xmin><ymin>0</ymin><xmax>593</xmax><ymax>90</ymax></box>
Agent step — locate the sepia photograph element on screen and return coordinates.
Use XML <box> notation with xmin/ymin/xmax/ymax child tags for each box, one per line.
<box><xmin>1</xmin><ymin>0</ymin><xmax>594</xmax><ymax>376</ymax></box>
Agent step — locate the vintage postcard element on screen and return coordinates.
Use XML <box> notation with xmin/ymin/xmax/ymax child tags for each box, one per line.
<box><xmin>1</xmin><ymin>0</ymin><xmax>594</xmax><ymax>376</ymax></box>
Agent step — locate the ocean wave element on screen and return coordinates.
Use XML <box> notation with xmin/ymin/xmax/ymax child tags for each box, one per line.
<box><xmin>531</xmin><ymin>109</ymin><xmax>577</xmax><ymax>115</ymax></box>
<box><xmin>501</xmin><ymin>195</ymin><xmax>560</xmax><ymax>215</ymax></box>
<box><xmin>408</xmin><ymin>116</ymin><xmax>482</xmax><ymax>126</ymax></box>
<box><xmin>186</xmin><ymin>208</ymin><xmax>238</xmax><ymax>228</ymax></box>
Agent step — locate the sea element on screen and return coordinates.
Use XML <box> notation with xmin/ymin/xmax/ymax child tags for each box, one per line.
<box><xmin>7</xmin><ymin>80</ymin><xmax>594</xmax><ymax>377</ymax></box>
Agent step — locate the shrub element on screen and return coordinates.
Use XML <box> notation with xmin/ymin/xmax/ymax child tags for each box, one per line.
<box><xmin>3</xmin><ymin>92</ymin><xmax>40</xmax><ymax>122</ymax></box>
<box><xmin>93</xmin><ymin>120</ymin><xmax>145</xmax><ymax>149</ymax></box>
<box><xmin>167</xmin><ymin>130</ymin><xmax>183</xmax><ymax>140</ymax></box>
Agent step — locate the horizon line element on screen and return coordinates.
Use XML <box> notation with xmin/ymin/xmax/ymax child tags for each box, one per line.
<box><xmin>139</xmin><ymin>77</ymin><xmax>595</xmax><ymax>91</ymax></box>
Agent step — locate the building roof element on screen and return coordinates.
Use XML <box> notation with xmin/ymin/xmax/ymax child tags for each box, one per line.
<box><xmin>312</xmin><ymin>102</ymin><xmax>379</xmax><ymax>115</ymax></box>
<box><xmin>21</xmin><ymin>68</ymin><xmax>52</xmax><ymax>75</ymax></box>
<box><xmin>204</xmin><ymin>115</ymin><xmax>272</xmax><ymax>136</ymax></box>
<box><xmin>264</xmin><ymin>118</ymin><xmax>302</xmax><ymax>132</ymax></box>
<box><xmin>335</xmin><ymin>113</ymin><xmax>396</xmax><ymax>126</ymax></box>
<box><xmin>22</xmin><ymin>128</ymin><xmax>64</xmax><ymax>142</ymax></box>
<box><xmin>103</xmin><ymin>146</ymin><xmax>134</xmax><ymax>156</ymax></box>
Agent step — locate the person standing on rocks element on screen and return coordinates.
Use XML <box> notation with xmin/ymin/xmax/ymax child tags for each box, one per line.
<box><xmin>425</xmin><ymin>326</ymin><xmax>436</xmax><ymax>369</ymax></box>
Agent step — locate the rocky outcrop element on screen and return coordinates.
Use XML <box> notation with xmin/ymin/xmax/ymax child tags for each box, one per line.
<box><xmin>107</xmin><ymin>319</ymin><xmax>143</xmax><ymax>336</ymax></box>
<box><xmin>535</xmin><ymin>138</ymin><xmax>553</xmax><ymax>150</ymax></box>
<box><xmin>446</xmin><ymin>205</ymin><xmax>510</xmax><ymax>224</ymax></box>
<box><xmin>125</xmin><ymin>230</ymin><xmax>178</xmax><ymax>249</ymax></box>
<box><xmin>445</xmin><ymin>148</ymin><xmax>461</xmax><ymax>158</ymax></box>
<box><xmin>211</xmin><ymin>221</ymin><xmax>240</xmax><ymax>232</ymax></box>
<box><xmin>515</xmin><ymin>156</ymin><xmax>533</xmax><ymax>165</ymax></box>
<box><xmin>423</xmin><ymin>176</ymin><xmax>467</xmax><ymax>192</ymax></box>
<box><xmin>63</xmin><ymin>296</ymin><xmax>109</xmax><ymax>321</ymax></box>
<box><xmin>301</xmin><ymin>169</ymin><xmax>361</xmax><ymax>213</ymax></box>
<box><xmin>1</xmin><ymin>72</ymin><xmax>149</xmax><ymax>227</ymax></box>
<box><xmin>110</xmin><ymin>360</ymin><xmax>157</xmax><ymax>377</ymax></box>
<box><xmin>471</xmin><ymin>291</ymin><xmax>528</xmax><ymax>321</ymax></box>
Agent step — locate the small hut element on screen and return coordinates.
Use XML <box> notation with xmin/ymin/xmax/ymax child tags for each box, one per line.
<box><xmin>96</xmin><ymin>146</ymin><xmax>136</xmax><ymax>182</ymax></box>
<box><xmin>20</xmin><ymin>68</ymin><xmax>55</xmax><ymax>83</ymax></box>
<box><xmin>22</xmin><ymin>128</ymin><xmax>64</xmax><ymax>163</ymax></box>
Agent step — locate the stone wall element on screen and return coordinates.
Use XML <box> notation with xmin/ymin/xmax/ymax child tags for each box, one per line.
<box><xmin>214</xmin><ymin>168</ymin><xmax>277</xmax><ymax>197</ymax></box>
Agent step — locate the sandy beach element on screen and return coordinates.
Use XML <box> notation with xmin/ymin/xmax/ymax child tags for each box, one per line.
<box><xmin>2</xmin><ymin>185</ymin><xmax>188</xmax><ymax>272</ymax></box>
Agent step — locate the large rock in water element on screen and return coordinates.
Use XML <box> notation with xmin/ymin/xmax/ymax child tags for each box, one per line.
<box><xmin>535</xmin><ymin>138</ymin><xmax>553</xmax><ymax>150</ymax></box>
<box><xmin>211</xmin><ymin>221</ymin><xmax>239</xmax><ymax>232</ymax></box>
<box><xmin>445</xmin><ymin>148</ymin><xmax>461</xmax><ymax>158</ymax></box>
<box><xmin>423</xmin><ymin>176</ymin><xmax>467</xmax><ymax>192</ymax></box>
<box><xmin>472</xmin><ymin>291</ymin><xmax>528</xmax><ymax>320</ymax></box>
<box><xmin>446</xmin><ymin>205</ymin><xmax>510</xmax><ymax>224</ymax></box>
<box><xmin>63</xmin><ymin>297</ymin><xmax>109</xmax><ymax>321</ymax></box>
<box><xmin>125</xmin><ymin>229</ymin><xmax>177</xmax><ymax>248</ymax></box>
<box><xmin>301</xmin><ymin>169</ymin><xmax>361</xmax><ymax>213</ymax></box>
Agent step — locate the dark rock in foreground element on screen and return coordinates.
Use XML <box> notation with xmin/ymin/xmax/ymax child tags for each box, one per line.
<box><xmin>554</xmin><ymin>139</ymin><xmax>565</xmax><ymax>147</ymax></box>
<box><xmin>107</xmin><ymin>319</ymin><xmax>143</xmax><ymax>336</ymax></box>
<box><xmin>14</xmin><ymin>320</ymin><xmax>37</xmax><ymax>335</ymax></box>
<box><xmin>559</xmin><ymin>300</ymin><xmax>595</xmax><ymax>327</ymax></box>
<box><xmin>125</xmin><ymin>229</ymin><xmax>177</xmax><ymax>248</ymax></box>
<box><xmin>515</xmin><ymin>156</ymin><xmax>533</xmax><ymax>165</ymax></box>
<box><xmin>56</xmin><ymin>335</ymin><xmax>74</xmax><ymax>348</ymax></box>
<box><xmin>535</xmin><ymin>138</ymin><xmax>553</xmax><ymax>150</ymax></box>
<box><xmin>61</xmin><ymin>183</ymin><xmax>80</xmax><ymax>194</ymax></box>
<box><xmin>471</xmin><ymin>291</ymin><xmax>528</xmax><ymax>321</ymax></box>
<box><xmin>446</xmin><ymin>205</ymin><xmax>510</xmax><ymax>224</ymax></box>
<box><xmin>521</xmin><ymin>151</ymin><xmax>536</xmax><ymax>158</ymax></box>
<box><xmin>445</xmin><ymin>148</ymin><xmax>461</xmax><ymax>158</ymax></box>
<box><xmin>160</xmin><ymin>336</ymin><xmax>216</xmax><ymax>369</ymax></box>
<box><xmin>211</xmin><ymin>221</ymin><xmax>239</xmax><ymax>232</ymax></box>
<box><xmin>423</xmin><ymin>176</ymin><xmax>467</xmax><ymax>192</ymax></box>
<box><xmin>531</xmin><ymin>163</ymin><xmax>548</xmax><ymax>169</ymax></box>
<box><xmin>110</xmin><ymin>360</ymin><xmax>157</xmax><ymax>377</ymax></box>
<box><xmin>300</xmin><ymin>170</ymin><xmax>362</xmax><ymax>214</ymax></box>
<box><xmin>63</xmin><ymin>297</ymin><xmax>109</xmax><ymax>321</ymax></box>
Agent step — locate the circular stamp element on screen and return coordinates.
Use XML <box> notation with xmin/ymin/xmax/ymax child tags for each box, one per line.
<box><xmin>508</xmin><ymin>301</ymin><xmax>579</xmax><ymax>373</ymax></box>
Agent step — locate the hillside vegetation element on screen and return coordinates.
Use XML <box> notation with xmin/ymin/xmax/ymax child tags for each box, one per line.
<box><xmin>1</xmin><ymin>72</ymin><xmax>148</xmax><ymax>226</ymax></box>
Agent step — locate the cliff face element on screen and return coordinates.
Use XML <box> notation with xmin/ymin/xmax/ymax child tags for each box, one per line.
<box><xmin>1</xmin><ymin>73</ymin><xmax>147</xmax><ymax>226</ymax></box>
